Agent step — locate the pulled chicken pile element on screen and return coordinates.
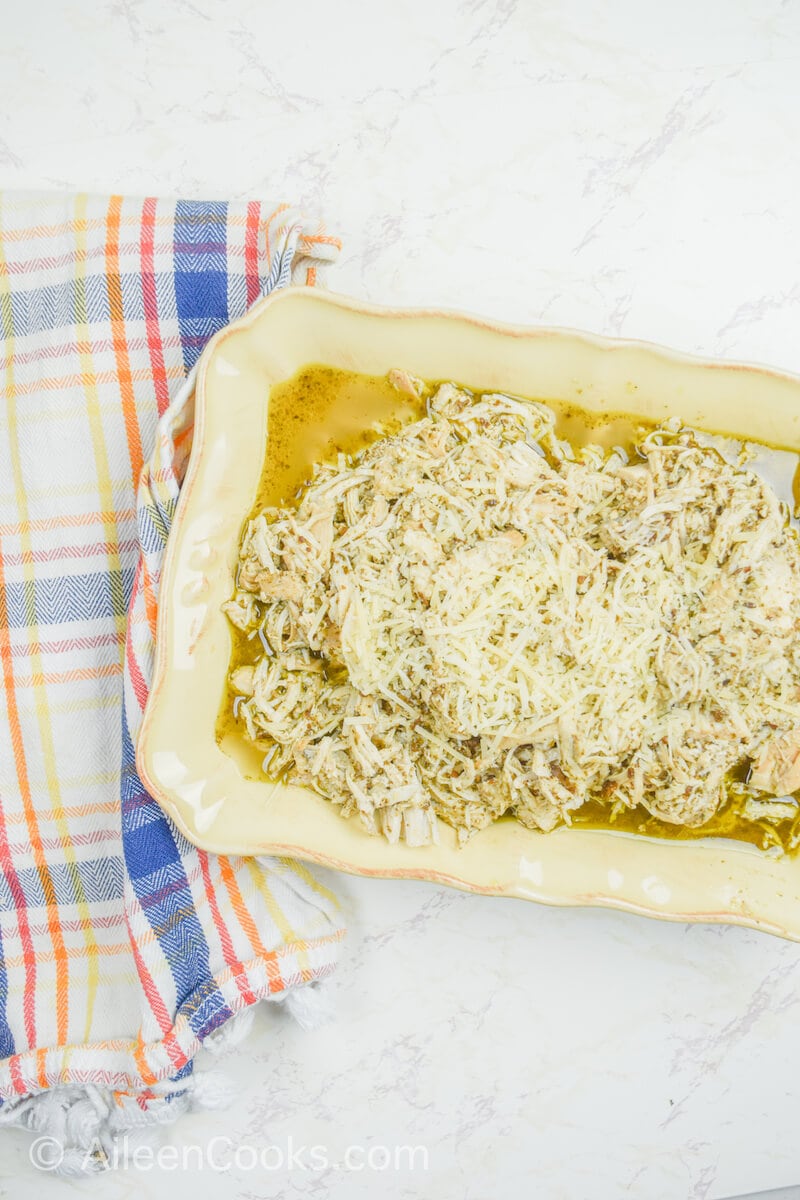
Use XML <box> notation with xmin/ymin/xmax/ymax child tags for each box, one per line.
<box><xmin>224</xmin><ymin>373</ymin><xmax>800</xmax><ymax>846</ymax></box>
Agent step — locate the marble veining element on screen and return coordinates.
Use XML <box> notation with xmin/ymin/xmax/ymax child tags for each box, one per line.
<box><xmin>2</xmin><ymin>0</ymin><xmax>800</xmax><ymax>1195</ymax></box>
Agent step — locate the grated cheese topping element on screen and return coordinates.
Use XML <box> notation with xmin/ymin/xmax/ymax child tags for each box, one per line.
<box><xmin>224</xmin><ymin>376</ymin><xmax>800</xmax><ymax>847</ymax></box>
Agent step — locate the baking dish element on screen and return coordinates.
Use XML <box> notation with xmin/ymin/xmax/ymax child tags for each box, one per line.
<box><xmin>137</xmin><ymin>287</ymin><xmax>800</xmax><ymax>939</ymax></box>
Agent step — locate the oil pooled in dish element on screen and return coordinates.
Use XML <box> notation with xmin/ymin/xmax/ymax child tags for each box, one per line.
<box><xmin>219</xmin><ymin>365</ymin><xmax>800</xmax><ymax>853</ymax></box>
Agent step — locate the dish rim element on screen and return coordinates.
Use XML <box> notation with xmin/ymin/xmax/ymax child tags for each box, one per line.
<box><xmin>137</xmin><ymin>285</ymin><xmax>800</xmax><ymax>940</ymax></box>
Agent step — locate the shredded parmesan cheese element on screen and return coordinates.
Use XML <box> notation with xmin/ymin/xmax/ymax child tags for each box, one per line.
<box><xmin>223</xmin><ymin>376</ymin><xmax>800</xmax><ymax>847</ymax></box>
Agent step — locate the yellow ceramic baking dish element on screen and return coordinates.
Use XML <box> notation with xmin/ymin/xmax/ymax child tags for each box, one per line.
<box><xmin>137</xmin><ymin>287</ymin><xmax>800</xmax><ymax>940</ymax></box>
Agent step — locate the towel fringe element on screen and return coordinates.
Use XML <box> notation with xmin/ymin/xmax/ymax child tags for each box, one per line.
<box><xmin>0</xmin><ymin>979</ymin><xmax>334</xmax><ymax>1176</ymax></box>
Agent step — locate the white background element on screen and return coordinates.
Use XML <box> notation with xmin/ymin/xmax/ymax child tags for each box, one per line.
<box><xmin>2</xmin><ymin>1</ymin><xmax>800</xmax><ymax>1197</ymax></box>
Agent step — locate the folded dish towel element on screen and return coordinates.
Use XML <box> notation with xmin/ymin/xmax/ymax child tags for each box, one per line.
<box><xmin>0</xmin><ymin>192</ymin><xmax>345</xmax><ymax>1171</ymax></box>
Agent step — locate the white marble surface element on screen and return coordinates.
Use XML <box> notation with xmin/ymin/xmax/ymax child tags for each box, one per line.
<box><xmin>2</xmin><ymin>1</ymin><xmax>800</xmax><ymax>1196</ymax></box>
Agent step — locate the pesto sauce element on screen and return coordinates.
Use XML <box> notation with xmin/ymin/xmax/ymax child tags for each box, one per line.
<box><xmin>217</xmin><ymin>363</ymin><xmax>800</xmax><ymax>854</ymax></box>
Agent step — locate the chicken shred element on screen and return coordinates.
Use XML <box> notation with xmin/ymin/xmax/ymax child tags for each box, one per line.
<box><xmin>223</xmin><ymin>377</ymin><xmax>800</xmax><ymax>847</ymax></box>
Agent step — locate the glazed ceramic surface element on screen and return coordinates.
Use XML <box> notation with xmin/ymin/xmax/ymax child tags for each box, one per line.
<box><xmin>137</xmin><ymin>287</ymin><xmax>800</xmax><ymax>940</ymax></box>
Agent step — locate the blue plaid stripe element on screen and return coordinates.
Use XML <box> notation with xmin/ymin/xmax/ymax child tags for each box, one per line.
<box><xmin>137</xmin><ymin>495</ymin><xmax>175</xmax><ymax>556</ymax></box>
<box><xmin>0</xmin><ymin>922</ymin><xmax>13</xmax><ymax>1060</ymax></box>
<box><xmin>0</xmin><ymin>858</ymin><xmax>124</xmax><ymax>911</ymax></box>
<box><xmin>120</xmin><ymin>720</ymin><xmax>233</xmax><ymax>1030</ymax></box>
<box><xmin>4</xmin><ymin>570</ymin><xmax>136</xmax><ymax>628</ymax></box>
<box><xmin>8</xmin><ymin>277</ymin><xmax>110</xmax><ymax>339</ymax></box>
<box><xmin>173</xmin><ymin>201</ymin><xmax>230</xmax><ymax>372</ymax></box>
<box><xmin>112</xmin><ymin>205</ymin><xmax>245</xmax><ymax>1035</ymax></box>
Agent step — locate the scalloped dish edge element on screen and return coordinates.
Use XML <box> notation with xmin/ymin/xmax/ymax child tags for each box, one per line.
<box><xmin>137</xmin><ymin>287</ymin><xmax>800</xmax><ymax>941</ymax></box>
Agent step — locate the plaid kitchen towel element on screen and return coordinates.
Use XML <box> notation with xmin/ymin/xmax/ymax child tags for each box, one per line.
<box><xmin>0</xmin><ymin>192</ymin><xmax>345</xmax><ymax>1170</ymax></box>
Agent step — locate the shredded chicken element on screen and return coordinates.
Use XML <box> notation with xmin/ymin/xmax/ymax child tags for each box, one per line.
<box><xmin>223</xmin><ymin>375</ymin><xmax>800</xmax><ymax>847</ymax></box>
